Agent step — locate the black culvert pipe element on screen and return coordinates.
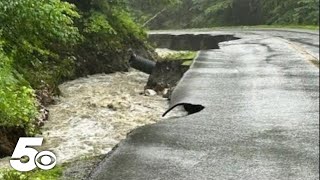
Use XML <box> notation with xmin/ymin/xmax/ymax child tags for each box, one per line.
<box><xmin>129</xmin><ymin>53</ymin><xmax>156</xmax><ymax>74</ymax></box>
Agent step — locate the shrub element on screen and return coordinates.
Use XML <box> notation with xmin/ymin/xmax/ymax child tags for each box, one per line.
<box><xmin>0</xmin><ymin>0</ymin><xmax>81</xmax><ymax>88</ymax></box>
<box><xmin>0</xmin><ymin>44</ymin><xmax>38</xmax><ymax>134</ymax></box>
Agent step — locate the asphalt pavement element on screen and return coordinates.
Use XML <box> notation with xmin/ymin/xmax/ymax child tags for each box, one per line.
<box><xmin>89</xmin><ymin>29</ymin><xmax>319</xmax><ymax>180</ymax></box>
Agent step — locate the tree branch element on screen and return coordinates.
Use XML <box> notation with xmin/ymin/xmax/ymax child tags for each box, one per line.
<box><xmin>143</xmin><ymin>8</ymin><xmax>167</xmax><ymax>27</ymax></box>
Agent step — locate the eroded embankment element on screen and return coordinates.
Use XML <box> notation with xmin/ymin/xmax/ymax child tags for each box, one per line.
<box><xmin>145</xmin><ymin>33</ymin><xmax>240</xmax><ymax>94</ymax></box>
<box><xmin>146</xmin><ymin>33</ymin><xmax>240</xmax><ymax>113</ymax></box>
<box><xmin>148</xmin><ymin>33</ymin><xmax>239</xmax><ymax>51</ymax></box>
<box><xmin>1</xmin><ymin>33</ymin><xmax>241</xmax><ymax>174</ymax></box>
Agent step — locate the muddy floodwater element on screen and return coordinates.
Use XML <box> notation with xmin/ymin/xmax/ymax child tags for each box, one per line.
<box><xmin>0</xmin><ymin>70</ymin><xmax>168</xmax><ymax>167</ymax></box>
<box><xmin>44</xmin><ymin>70</ymin><xmax>168</xmax><ymax>163</ymax></box>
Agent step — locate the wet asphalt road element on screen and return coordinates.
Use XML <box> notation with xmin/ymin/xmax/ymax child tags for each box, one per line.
<box><xmin>89</xmin><ymin>29</ymin><xmax>319</xmax><ymax>180</ymax></box>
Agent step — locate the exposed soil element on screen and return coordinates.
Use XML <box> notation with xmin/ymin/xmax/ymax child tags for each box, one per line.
<box><xmin>146</xmin><ymin>60</ymin><xmax>189</xmax><ymax>98</ymax></box>
<box><xmin>0</xmin><ymin>127</ymin><xmax>26</xmax><ymax>158</ymax></box>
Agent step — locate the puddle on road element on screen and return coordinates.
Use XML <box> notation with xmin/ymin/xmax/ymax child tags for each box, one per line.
<box><xmin>0</xmin><ymin>70</ymin><xmax>168</xmax><ymax>167</ymax></box>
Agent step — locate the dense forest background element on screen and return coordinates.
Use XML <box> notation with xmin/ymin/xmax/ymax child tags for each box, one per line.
<box><xmin>128</xmin><ymin>0</ymin><xmax>319</xmax><ymax>29</ymax></box>
<box><xmin>0</xmin><ymin>0</ymin><xmax>319</xmax><ymax>155</ymax></box>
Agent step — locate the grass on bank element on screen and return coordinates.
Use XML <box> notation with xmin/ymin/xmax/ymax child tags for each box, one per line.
<box><xmin>251</xmin><ymin>25</ymin><xmax>319</xmax><ymax>31</ymax></box>
<box><xmin>155</xmin><ymin>49</ymin><xmax>197</xmax><ymax>66</ymax></box>
<box><xmin>0</xmin><ymin>166</ymin><xmax>63</xmax><ymax>180</ymax></box>
<box><xmin>0</xmin><ymin>155</ymin><xmax>105</xmax><ymax>180</ymax></box>
<box><xmin>160</xmin><ymin>25</ymin><xmax>319</xmax><ymax>32</ymax></box>
<box><xmin>206</xmin><ymin>25</ymin><xmax>320</xmax><ymax>31</ymax></box>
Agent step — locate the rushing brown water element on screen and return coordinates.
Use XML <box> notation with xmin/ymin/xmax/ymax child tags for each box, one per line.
<box><xmin>0</xmin><ymin>70</ymin><xmax>168</xmax><ymax>167</ymax></box>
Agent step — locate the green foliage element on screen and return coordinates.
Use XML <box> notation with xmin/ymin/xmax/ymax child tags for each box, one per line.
<box><xmin>0</xmin><ymin>0</ymin><xmax>80</xmax><ymax>46</ymax></box>
<box><xmin>126</xmin><ymin>0</ymin><xmax>181</xmax><ymax>25</ymax></box>
<box><xmin>84</xmin><ymin>12</ymin><xmax>116</xmax><ymax>35</ymax></box>
<box><xmin>0</xmin><ymin>166</ymin><xmax>63</xmax><ymax>180</ymax></box>
<box><xmin>253</xmin><ymin>24</ymin><xmax>319</xmax><ymax>30</ymax></box>
<box><xmin>191</xmin><ymin>0</ymin><xmax>233</xmax><ymax>26</ymax></box>
<box><xmin>72</xmin><ymin>0</ymin><xmax>146</xmax><ymax>43</ymax></box>
<box><xmin>128</xmin><ymin>0</ymin><xmax>319</xmax><ymax>29</ymax></box>
<box><xmin>156</xmin><ymin>49</ymin><xmax>197</xmax><ymax>66</ymax></box>
<box><xmin>0</xmin><ymin>169</ymin><xmax>28</xmax><ymax>180</ymax></box>
<box><xmin>0</xmin><ymin>0</ymin><xmax>81</xmax><ymax>88</ymax></box>
<box><xmin>0</xmin><ymin>45</ymin><xmax>37</xmax><ymax>133</ymax></box>
<box><xmin>0</xmin><ymin>0</ymin><xmax>149</xmax><ymax>134</ymax></box>
<box><xmin>261</xmin><ymin>0</ymin><xmax>319</xmax><ymax>25</ymax></box>
<box><xmin>0</xmin><ymin>0</ymin><xmax>80</xmax><ymax>133</ymax></box>
<box><xmin>158</xmin><ymin>50</ymin><xmax>197</xmax><ymax>60</ymax></box>
<box><xmin>67</xmin><ymin>0</ymin><xmax>149</xmax><ymax>75</ymax></box>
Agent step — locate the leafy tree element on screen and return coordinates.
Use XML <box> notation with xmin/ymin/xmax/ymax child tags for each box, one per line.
<box><xmin>0</xmin><ymin>0</ymin><xmax>81</xmax><ymax>88</ymax></box>
<box><xmin>0</xmin><ymin>0</ymin><xmax>80</xmax><ymax>133</ymax></box>
<box><xmin>191</xmin><ymin>0</ymin><xmax>233</xmax><ymax>26</ymax></box>
<box><xmin>128</xmin><ymin>0</ymin><xmax>319</xmax><ymax>29</ymax></box>
<box><xmin>0</xmin><ymin>43</ymin><xmax>37</xmax><ymax>133</ymax></box>
<box><xmin>126</xmin><ymin>0</ymin><xmax>181</xmax><ymax>26</ymax></box>
<box><xmin>261</xmin><ymin>0</ymin><xmax>319</xmax><ymax>25</ymax></box>
<box><xmin>65</xmin><ymin>0</ymin><xmax>150</xmax><ymax>76</ymax></box>
<box><xmin>0</xmin><ymin>0</ymin><xmax>150</xmax><ymax>134</ymax></box>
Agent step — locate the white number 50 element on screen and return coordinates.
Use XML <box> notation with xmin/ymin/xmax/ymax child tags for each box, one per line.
<box><xmin>10</xmin><ymin>137</ymin><xmax>57</xmax><ymax>172</ymax></box>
